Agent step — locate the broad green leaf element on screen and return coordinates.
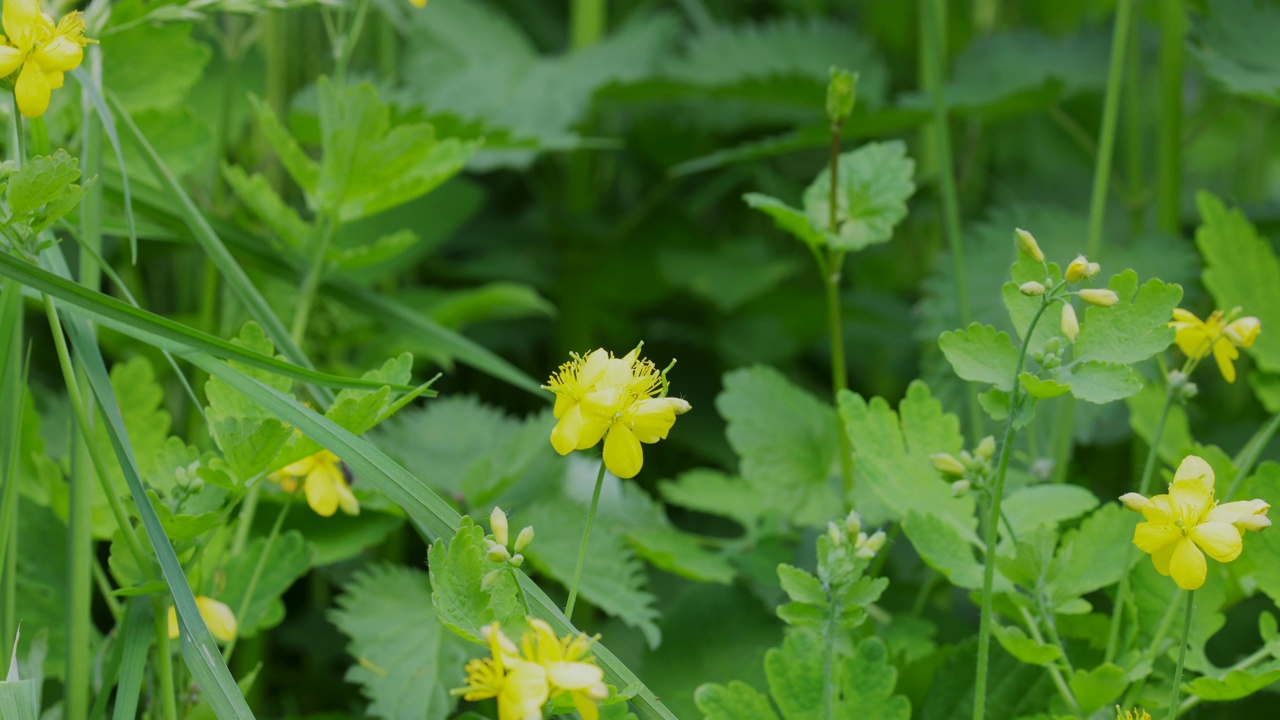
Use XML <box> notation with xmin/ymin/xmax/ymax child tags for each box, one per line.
<box><xmin>331</xmin><ymin>565</ymin><xmax>472</xmax><ymax>720</ymax></box>
<box><xmin>416</xmin><ymin>282</ymin><xmax>556</xmax><ymax>330</ymax></box>
<box><xmin>834</xmin><ymin>637</ymin><xmax>911</xmax><ymax>720</ymax></box>
<box><xmin>801</xmin><ymin>141</ymin><xmax>915</xmax><ymax>252</ymax></box>
<box><xmin>1018</xmin><ymin>373</ymin><xmax>1070</xmax><ymax>399</ymax></box>
<box><xmin>764</xmin><ymin>628</ymin><xmax>824</xmax><ymax>720</ymax></box>
<box><xmin>1067</xmin><ymin>664</ymin><xmax>1125</xmax><ymax>715</ymax></box>
<box><xmin>219</xmin><ymin>530</ymin><xmax>315</xmax><ymax>638</ymax></box>
<box><xmin>991</xmin><ymin>625</ymin><xmax>1061</xmax><ymax>667</ymax></box>
<box><xmin>694</xmin><ymin>681</ymin><xmax>780</xmax><ymax>720</ymax></box>
<box><xmin>626</xmin><ymin>526</ymin><xmax>736</xmax><ymax>585</ymax></box>
<box><xmin>743</xmin><ymin>193</ymin><xmax>827</xmax><ymax>249</ymax></box>
<box><xmin>328</xmin><ymin>230</ymin><xmax>418</xmax><ymax>271</ymax></box>
<box><xmin>101</xmin><ymin>0</ymin><xmax>211</xmax><ymax>111</ymax></box>
<box><xmin>659</xmin><ymin>470</ymin><xmax>771</xmax><ymax>534</ymax></box>
<box><xmin>838</xmin><ymin>383</ymin><xmax>975</xmax><ymax>535</ymax></box>
<box><xmin>7</xmin><ymin>150</ymin><xmax>83</xmax><ymax>220</ymax></box>
<box><xmin>1195</xmin><ymin>191</ymin><xmax>1280</xmax><ymax>372</ymax></box>
<box><xmin>918</xmin><ymin>638</ymin><xmax>1051</xmax><ymax>720</ymax></box>
<box><xmin>1070</xmin><ymin>271</ymin><xmax>1181</xmax><ymax>367</ymax></box>
<box><xmin>520</xmin><ymin>500</ymin><xmax>661</xmax><ymax>648</ymax></box>
<box><xmin>938</xmin><ymin>323</ymin><xmax>1019</xmax><ymax>392</ymax></box>
<box><xmin>427</xmin><ymin>516</ymin><xmax>523</xmax><ymax>643</ymax></box>
<box><xmin>221</xmin><ymin>164</ymin><xmax>312</xmax><ymax>250</ymax></box>
<box><xmin>1184</xmin><ymin>667</ymin><xmax>1280</xmax><ymax>701</ymax></box>
<box><xmin>1126</xmin><ymin>381</ymin><xmax>1193</xmax><ymax>467</ymax></box>
<box><xmin>1054</xmin><ymin>361</ymin><xmax>1141</xmax><ymax>404</ymax></box>
<box><xmin>1001</xmin><ymin>485</ymin><xmax>1098</xmax><ymax>537</ymax></box>
<box><xmin>1189</xmin><ymin>0</ymin><xmax>1280</xmax><ymax>104</ymax></box>
<box><xmin>1047</xmin><ymin>504</ymin><xmax>1142</xmax><ymax>607</ymax></box>
<box><xmin>718</xmin><ymin>366</ymin><xmax>841</xmax><ymax>527</ymax></box>
<box><xmin>902</xmin><ymin>511</ymin><xmax>987</xmax><ymax>590</ymax></box>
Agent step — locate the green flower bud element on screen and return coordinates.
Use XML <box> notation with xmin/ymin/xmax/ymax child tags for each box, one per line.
<box><xmin>514</xmin><ymin>526</ymin><xmax>535</xmax><ymax>553</ymax></box>
<box><xmin>1079</xmin><ymin>288</ymin><xmax>1119</xmax><ymax>307</ymax></box>
<box><xmin>1019</xmin><ymin>281</ymin><xmax>1046</xmax><ymax>296</ymax></box>
<box><xmin>826</xmin><ymin>67</ymin><xmax>857</xmax><ymax>124</ymax></box>
<box><xmin>975</xmin><ymin>435</ymin><xmax>996</xmax><ymax>460</ymax></box>
<box><xmin>490</xmin><ymin>506</ymin><xmax>509</xmax><ymax>548</ymax></box>
<box><xmin>931</xmin><ymin>453</ymin><xmax>966</xmax><ymax>476</ymax></box>
<box><xmin>1014</xmin><ymin>228</ymin><xmax>1045</xmax><ymax>263</ymax></box>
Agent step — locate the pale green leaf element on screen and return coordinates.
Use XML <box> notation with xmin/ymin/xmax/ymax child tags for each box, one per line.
<box><xmin>219</xmin><ymin>530</ymin><xmax>314</xmax><ymax>638</ymax></box>
<box><xmin>101</xmin><ymin>1</ymin><xmax>211</xmax><ymax>111</ymax></box>
<box><xmin>1019</xmin><ymin>373</ymin><xmax>1070</xmax><ymax>399</ymax></box>
<box><xmin>776</xmin><ymin>565</ymin><xmax>826</xmax><ymax>607</ymax></box>
<box><xmin>939</xmin><ymin>323</ymin><xmax>1019</xmax><ymax>392</ymax></box>
<box><xmin>1055</xmin><ymin>361</ymin><xmax>1141</xmax><ymax>404</ymax></box>
<box><xmin>7</xmin><ymin>150</ymin><xmax>82</xmax><ymax>220</ymax></box>
<box><xmin>764</xmin><ymin>628</ymin><xmax>824</xmax><ymax>720</ymax></box>
<box><xmin>834</xmin><ymin>637</ymin><xmax>911</xmax><ymax>720</ymax></box>
<box><xmin>328</xmin><ymin>230</ymin><xmax>418</xmax><ymax>271</ymax></box>
<box><xmin>221</xmin><ymin>164</ymin><xmax>312</xmax><ymax>250</ymax></box>
<box><xmin>1047</xmin><ymin>504</ymin><xmax>1142</xmax><ymax>606</ymax></box>
<box><xmin>1070</xmin><ymin>271</ymin><xmax>1181</xmax><ymax>366</ymax></box>
<box><xmin>801</xmin><ymin>141</ymin><xmax>915</xmax><ymax>251</ymax></box>
<box><xmin>902</xmin><ymin>511</ymin><xmax>988</xmax><ymax>590</ymax></box>
<box><xmin>427</xmin><ymin>516</ymin><xmax>523</xmax><ymax>643</ymax></box>
<box><xmin>331</xmin><ymin>565</ymin><xmax>472</xmax><ymax>720</ymax></box>
<box><xmin>992</xmin><ymin>625</ymin><xmax>1062</xmax><ymax>666</ymax></box>
<box><xmin>1001</xmin><ymin>485</ymin><xmax>1098</xmax><ymax>537</ymax></box>
<box><xmin>659</xmin><ymin>470</ymin><xmax>770</xmax><ymax>534</ymax></box>
<box><xmin>1067</xmin><ymin>664</ymin><xmax>1125</xmax><ymax>715</ymax></box>
<box><xmin>694</xmin><ymin>681</ymin><xmax>780</xmax><ymax>720</ymax></box>
<box><xmin>1184</xmin><ymin>667</ymin><xmax>1280</xmax><ymax>701</ymax></box>
<box><xmin>743</xmin><ymin>193</ymin><xmax>826</xmax><ymax>249</ymax></box>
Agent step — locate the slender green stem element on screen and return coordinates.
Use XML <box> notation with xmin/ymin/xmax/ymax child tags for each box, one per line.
<box><xmin>1017</xmin><ymin>605</ymin><xmax>1079</xmax><ymax>714</ymax></box>
<box><xmin>334</xmin><ymin>0</ymin><xmax>371</xmax><ymax>85</ymax></box>
<box><xmin>151</xmin><ymin>596</ymin><xmax>179</xmax><ymax>720</ymax></box>
<box><xmin>0</xmin><ymin>284</ymin><xmax>22</xmax><ymax>662</ymax></box>
<box><xmin>232</xmin><ymin>483</ymin><xmax>263</xmax><ymax>556</ymax></box>
<box><xmin>224</xmin><ymin>490</ymin><xmax>295</xmax><ymax>664</ymax></box>
<box><xmin>1224</xmin><ymin>412</ymin><xmax>1280</xmax><ymax>501</ymax></box>
<box><xmin>821</xmin><ymin>596</ymin><xmax>841</xmax><ymax>720</ymax></box>
<box><xmin>1085</xmin><ymin>0</ymin><xmax>1134</xmax><ymax>258</ymax></box>
<box><xmin>824</xmin><ymin>116</ymin><xmax>855</xmax><ymax>497</ymax></box>
<box><xmin>565</xmin><ymin>460</ymin><xmax>608</xmax><ymax>620</ymax></box>
<box><xmin>1123</xmin><ymin>16</ymin><xmax>1144</xmax><ymax>235</ymax></box>
<box><xmin>923</xmin><ymin>0</ymin><xmax>980</xmax><ymax>442</ymax></box>
<box><xmin>1167</xmin><ymin>589</ymin><xmax>1194</xmax><ymax>720</ymax></box>
<box><xmin>508</xmin><ymin>566</ymin><xmax>532</xmax><ymax>617</ymax></box>
<box><xmin>1106</xmin><ymin>387</ymin><xmax>1175</xmax><ymax>663</ymax></box>
<box><xmin>1155</xmin><ymin>0</ymin><xmax>1186</xmax><ymax>234</ymax></box>
<box><xmin>1037</xmin><ymin>589</ymin><xmax>1074</xmax><ymax>677</ymax></box>
<box><xmin>290</xmin><ymin>217</ymin><xmax>336</xmax><ymax>344</ymax></box>
<box><xmin>570</xmin><ymin>0</ymin><xmax>606</xmax><ymax>49</ymax></box>
<box><xmin>91</xmin><ymin>555</ymin><xmax>123</xmax><ymax>621</ymax></box>
<box><xmin>974</xmin><ymin>300</ymin><xmax>1051</xmax><ymax>720</ymax></box>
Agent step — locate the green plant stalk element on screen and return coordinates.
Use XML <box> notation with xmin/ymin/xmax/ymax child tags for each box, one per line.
<box><xmin>1224</xmin><ymin>412</ymin><xmax>1280</xmax><ymax>501</ymax></box>
<box><xmin>1155</xmin><ymin>0</ymin><xmax>1185</xmax><ymax>234</ymax></box>
<box><xmin>1017</xmin><ymin>605</ymin><xmax>1079</xmax><ymax>713</ymax></box>
<box><xmin>1038</xmin><ymin>588</ymin><xmax>1074</xmax><ymax>676</ymax></box>
<box><xmin>211</xmin><ymin>15</ymin><xmax>245</xmax><ymax>210</ymax></box>
<box><xmin>923</xmin><ymin>0</ymin><xmax>980</xmax><ymax>442</ymax></box>
<box><xmin>565</xmin><ymin>460</ymin><xmax>608</xmax><ymax>619</ymax></box>
<box><xmin>0</xmin><ymin>281</ymin><xmax>22</xmax><ymax>662</ymax></box>
<box><xmin>1085</xmin><ymin>0</ymin><xmax>1134</xmax><ymax>258</ymax></box>
<box><xmin>91</xmin><ymin>556</ymin><xmax>123</xmax><ymax>621</ymax></box>
<box><xmin>290</xmin><ymin>216</ymin><xmax>336</xmax><ymax>344</ymax></box>
<box><xmin>1106</xmin><ymin>387</ymin><xmax>1175</xmax><ymax>663</ymax></box>
<box><xmin>508</xmin><ymin>566</ymin><xmax>532</xmax><ymax>617</ymax></box>
<box><xmin>1167</xmin><ymin>589</ymin><xmax>1194</xmax><ymax>720</ymax></box>
<box><xmin>232</xmin><ymin>483</ymin><xmax>262</xmax><ymax>556</ymax></box>
<box><xmin>1119</xmin><ymin>589</ymin><xmax>1185</xmax><ymax>708</ymax></box>
<box><xmin>825</xmin><ymin>117</ymin><xmax>855</xmax><ymax>497</ymax></box>
<box><xmin>1123</xmin><ymin>18</ymin><xmax>1144</xmax><ymax>235</ymax></box>
<box><xmin>973</xmin><ymin>299</ymin><xmax>1051</xmax><ymax>720</ymax></box>
<box><xmin>223</xmin><ymin>491</ymin><xmax>295</xmax><ymax>664</ymax></box>
<box><xmin>151</xmin><ymin>596</ymin><xmax>179</xmax><ymax>720</ymax></box>
<box><xmin>334</xmin><ymin>0</ymin><xmax>372</xmax><ymax>86</ymax></box>
<box><xmin>570</xmin><ymin>0</ymin><xmax>606</xmax><ymax>50</ymax></box>
<box><xmin>821</xmin><ymin>594</ymin><xmax>841</xmax><ymax>720</ymax></box>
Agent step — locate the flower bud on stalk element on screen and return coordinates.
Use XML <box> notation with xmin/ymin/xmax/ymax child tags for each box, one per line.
<box><xmin>975</xmin><ymin>436</ymin><xmax>996</xmax><ymax>460</ymax></box>
<box><xmin>1014</xmin><ymin>228</ymin><xmax>1045</xmax><ymax>263</ymax></box>
<box><xmin>1019</xmin><ymin>281</ymin><xmax>1045</xmax><ymax>297</ymax></box>
<box><xmin>931</xmin><ymin>453</ymin><xmax>966</xmax><ymax>476</ymax></box>
<box><xmin>1080</xmin><ymin>289</ymin><xmax>1119</xmax><ymax>307</ymax></box>
<box><xmin>490</xmin><ymin>507</ymin><xmax>509</xmax><ymax>548</ymax></box>
<box><xmin>1061</xmin><ymin>303</ymin><xmax>1080</xmax><ymax>343</ymax></box>
<box><xmin>826</xmin><ymin>67</ymin><xmax>857</xmax><ymax>125</ymax></box>
<box><xmin>1065</xmin><ymin>255</ymin><xmax>1100</xmax><ymax>282</ymax></box>
<box><xmin>514</xmin><ymin>526</ymin><xmax>535</xmax><ymax>553</ymax></box>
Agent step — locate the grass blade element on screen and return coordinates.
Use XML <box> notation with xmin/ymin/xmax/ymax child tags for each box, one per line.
<box><xmin>111</xmin><ymin>600</ymin><xmax>152</xmax><ymax>720</ymax></box>
<box><xmin>0</xmin><ymin>251</ymin><xmax>408</xmax><ymax>392</ymax></box>
<box><xmin>71</xmin><ymin>64</ymin><xmax>137</xmax><ymax>262</ymax></box>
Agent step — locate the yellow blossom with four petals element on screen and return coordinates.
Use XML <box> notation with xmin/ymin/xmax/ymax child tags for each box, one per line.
<box><xmin>167</xmin><ymin>596</ymin><xmax>237</xmax><ymax>642</ymax></box>
<box><xmin>1120</xmin><ymin>455</ymin><xmax>1270</xmax><ymax>590</ymax></box>
<box><xmin>272</xmin><ymin>449</ymin><xmax>359</xmax><ymax>518</ymax></box>
<box><xmin>1169</xmin><ymin>307</ymin><xmax>1261</xmax><ymax>383</ymax></box>
<box><xmin>0</xmin><ymin>0</ymin><xmax>92</xmax><ymax>118</ymax></box>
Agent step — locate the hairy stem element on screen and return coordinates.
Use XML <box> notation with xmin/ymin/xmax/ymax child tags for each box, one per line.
<box><xmin>1017</xmin><ymin>605</ymin><xmax>1079</xmax><ymax>714</ymax></box>
<box><xmin>565</xmin><ymin>460</ymin><xmax>608</xmax><ymax>620</ymax></box>
<box><xmin>1167</xmin><ymin>589</ymin><xmax>1195</xmax><ymax>720</ymax></box>
<box><xmin>825</xmin><ymin>115</ymin><xmax>855</xmax><ymax>497</ymax></box>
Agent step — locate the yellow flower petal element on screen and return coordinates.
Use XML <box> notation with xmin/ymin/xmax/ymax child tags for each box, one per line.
<box><xmin>2</xmin><ymin>0</ymin><xmax>38</xmax><ymax>48</ymax></box>
<box><xmin>195</xmin><ymin>596</ymin><xmax>238</xmax><ymax>642</ymax></box>
<box><xmin>1133</xmin><ymin>521</ymin><xmax>1180</xmax><ymax>555</ymax></box>
<box><xmin>32</xmin><ymin>33</ymin><xmax>80</xmax><ymax>72</ymax></box>
<box><xmin>0</xmin><ymin>44</ymin><xmax>23</xmax><ymax>78</ymax></box>
<box><xmin>573</xmin><ymin>690</ymin><xmax>602</xmax><ymax>720</ymax></box>
<box><xmin>1213</xmin><ymin>338</ymin><xmax>1239</xmax><ymax>383</ymax></box>
<box><xmin>603</xmin><ymin>423</ymin><xmax>643</xmax><ymax>479</ymax></box>
<box><xmin>1189</xmin><ymin>521</ymin><xmax>1243</xmax><ymax>563</ymax></box>
<box><xmin>167</xmin><ymin>604</ymin><xmax>179</xmax><ymax>639</ymax></box>
<box><xmin>305</xmin><ymin>461</ymin><xmax>341</xmax><ymax>517</ymax></box>
<box><xmin>1169</xmin><ymin>537</ymin><xmax>1207</xmax><ymax>590</ymax></box>
<box><xmin>1151</xmin><ymin>541</ymin><xmax>1175</xmax><ymax>577</ymax></box>
<box><xmin>546</xmin><ymin>660</ymin><xmax>604</xmax><ymax>690</ymax></box>
<box><xmin>1140</xmin><ymin>494</ymin><xmax>1175</xmax><ymax>524</ymax></box>
<box><xmin>624</xmin><ymin>398</ymin><xmax>680</xmax><ymax>443</ymax></box>
<box><xmin>14</xmin><ymin>61</ymin><xmax>50</xmax><ymax>118</ymax></box>
<box><xmin>550</xmin><ymin>404</ymin><xmax>587</xmax><ymax>455</ymax></box>
<box><xmin>499</xmin><ymin>661</ymin><xmax>548</xmax><ymax>720</ymax></box>
<box><xmin>1225</xmin><ymin>316</ymin><xmax>1260</xmax><ymax>348</ymax></box>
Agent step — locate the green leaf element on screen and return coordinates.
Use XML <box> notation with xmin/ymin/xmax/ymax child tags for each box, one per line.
<box><xmin>1018</xmin><ymin>372</ymin><xmax>1070</xmax><ymax>399</ymax></box>
<box><xmin>520</xmin><ymin>500</ymin><xmax>661</xmax><ymax>648</ymax></box>
<box><xmin>1055</xmin><ymin>361</ymin><xmax>1141</xmax><ymax>404</ymax></box>
<box><xmin>777</xmin><ymin>565</ymin><xmax>826</xmax><ymax>607</ymax></box>
<box><xmin>219</xmin><ymin>530</ymin><xmax>314</xmax><ymax>638</ymax></box>
<box><xmin>1184</xmin><ymin>667</ymin><xmax>1280</xmax><ymax>701</ymax></box>
<box><xmin>251</xmin><ymin>96</ymin><xmax>319</xmax><ymax>194</ymax></box>
<box><xmin>221</xmin><ymin>164</ymin><xmax>312</xmax><ymax>250</ymax></box>
<box><xmin>112</xmin><ymin>599</ymin><xmax>152</xmax><ymax>720</ymax></box>
<box><xmin>838</xmin><ymin>383</ymin><xmax>975</xmax><ymax>535</ymax></box>
<box><xmin>625</xmin><ymin>526</ymin><xmax>736</xmax><ymax>585</ymax></box>
<box><xmin>902</xmin><ymin>511</ymin><xmax>988</xmax><ymax>590</ymax></box>
<box><xmin>992</xmin><ymin>625</ymin><xmax>1062</xmax><ymax>667</ymax></box>
<box><xmin>101</xmin><ymin>1</ymin><xmax>211</xmax><ymax>111</ymax></box>
<box><xmin>743</xmin><ymin>193</ymin><xmax>826</xmax><ymax>249</ymax></box>
<box><xmin>427</xmin><ymin>516</ymin><xmax>523</xmax><ymax>643</ymax></box>
<box><xmin>694</xmin><ymin>681</ymin><xmax>780</xmax><ymax>720</ymax></box>
<box><xmin>1067</xmin><ymin>664</ymin><xmax>1125</xmax><ymax>715</ymax></box>
<box><xmin>659</xmin><ymin>470</ymin><xmax>771</xmax><ymax>534</ymax></box>
<box><xmin>1070</xmin><ymin>271</ymin><xmax>1181</xmax><ymax>367</ymax></box>
<box><xmin>7</xmin><ymin>150</ymin><xmax>82</xmax><ymax>220</ymax></box>
<box><xmin>1126</xmin><ymin>381</ymin><xmax>1193</xmax><ymax>467</ymax></box>
<box><xmin>939</xmin><ymin>323</ymin><xmax>1019</xmax><ymax>392</ymax></box>
<box><xmin>1047</xmin><ymin>504</ymin><xmax>1141</xmax><ymax>607</ymax></box>
<box><xmin>1189</xmin><ymin>0</ymin><xmax>1280</xmax><ymax>104</ymax></box>
<box><xmin>328</xmin><ymin>230</ymin><xmax>419</xmax><ymax>271</ymax></box>
<box><xmin>1001</xmin><ymin>485</ymin><xmax>1098</xmax><ymax>537</ymax></box>
<box><xmin>1196</xmin><ymin>191</ymin><xmax>1280</xmax><ymax>372</ymax></box>
<box><xmin>718</xmin><ymin>366</ymin><xmax>841</xmax><ymax>526</ymax></box>
<box><xmin>834</xmin><ymin>637</ymin><xmax>911</xmax><ymax>720</ymax></box>
<box><xmin>331</xmin><ymin>565</ymin><xmax>472</xmax><ymax>720</ymax></box>
<box><xmin>1242</xmin><ymin>463</ymin><xmax>1280</xmax><ymax>605</ymax></box>
<box><xmin>764</xmin><ymin>628</ymin><xmax>824</xmax><ymax>720</ymax></box>
<box><xmin>801</xmin><ymin>141</ymin><xmax>915</xmax><ymax>251</ymax></box>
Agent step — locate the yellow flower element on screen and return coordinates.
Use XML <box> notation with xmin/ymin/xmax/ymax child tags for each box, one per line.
<box><xmin>520</xmin><ymin>619</ymin><xmax>607</xmax><ymax>720</ymax></box>
<box><xmin>1116</xmin><ymin>707</ymin><xmax>1151</xmax><ymax>720</ymax></box>
<box><xmin>1120</xmin><ymin>455</ymin><xmax>1270</xmax><ymax>590</ymax></box>
<box><xmin>167</xmin><ymin>596</ymin><xmax>237</xmax><ymax>642</ymax></box>
<box><xmin>274</xmin><ymin>450</ymin><xmax>359</xmax><ymax>517</ymax></box>
<box><xmin>1065</xmin><ymin>255</ymin><xmax>1101</xmax><ymax>282</ymax></box>
<box><xmin>453</xmin><ymin>623</ymin><xmax>549</xmax><ymax>720</ymax></box>
<box><xmin>1169</xmin><ymin>307</ymin><xmax>1261</xmax><ymax>383</ymax></box>
<box><xmin>408</xmin><ymin>0</ymin><xmax>427</xmax><ymax>6</ymax></box>
<box><xmin>545</xmin><ymin>347</ymin><xmax>690</xmax><ymax>479</ymax></box>
<box><xmin>0</xmin><ymin>0</ymin><xmax>91</xmax><ymax>118</ymax></box>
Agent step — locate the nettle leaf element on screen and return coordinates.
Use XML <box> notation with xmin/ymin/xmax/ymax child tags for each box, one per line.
<box><xmin>1185</xmin><ymin>667</ymin><xmax>1280</xmax><ymax>702</ymax></box>
<box><xmin>427</xmin><ymin>516</ymin><xmax>523</xmax><ymax>643</ymax></box>
<box><xmin>1196</xmin><ymin>192</ymin><xmax>1280</xmax><ymax>373</ymax></box>
<box><xmin>991</xmin><ymin>625</ymin><xmax>1061</xmax><ymax>667</ymax></box>
<box><xmin>221</xmin><ymin>164</ymin><xmax>312</xmax><ymax>250</ymax></box>
<box><xmin>938</xmin><ymin>323</ymin><xmax>1019</xmax><ymax>392</ymax></box>
<box><xmin>1047</xmin><ymin>503</ymin><xmax>1142</xmax><ymax>607</ymax></box>
<box><xmin>694</xmin><ymin>681</ymin><xmax>780</xmax><ymax>720</ymax></box>
<box><xmin>763</xmin><ymin>630</ymin><xmax>910</xmax><ymax>720</ymax></box>
<box><xmin>7</xmin><ymin>150</ymin><xmax>84</xmax><ymax>221</ymax></box>
<box><xmin>1189</xmin><ymin>0</ymin><xmax>1280</xmax><ymax>104</ymax></box>
<box><xmin>801</xmin><ymin>142</ymin><xmax>915</xmax><ymax>252</ymax></box>
<box><xmin>331</xmin><ymin>565</ymin><xmax>473</xmax><ymax>720</ymax></box>
<box><xmin>520</xmin><ymin>500</ymin><xmax>661</xmax><ymax>648</ymax></box>
<box><xmin>838</xmin><ymin>382</ymin><xmax>975</xmax><ymax>535</ymax></box>
<box><xmin>220</xmin><ymin>530</ymin><xmax>314</xmax><ymax>638</ymax></box>
<box><xmin>718</xmin><ymin>366</ymin><xmax>841</xmax><ymax>527</ymax></box>
<box><xmin>659</xmin><ymin>469</ymin><xmax>772</xmax><ymax>536</ymax></box>
<box><xmin>835</xmin><ymin>637</ymin><xmax>910</xmax><ymax>720</ymax></box>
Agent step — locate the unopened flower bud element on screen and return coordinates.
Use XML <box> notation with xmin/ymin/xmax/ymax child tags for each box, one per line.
<box><xmin>1226</xmin><ymin>316</ymin><xmax>1261</xmax><ymax>348</ymax></box>
<box><xmin>480</xmin><ymin>568</ymin><xmax>503</xmax><ymax>592</ymax></box>
<box><xmin>1015</xmin><ymin>228</ymin><xmax>1045</xmax><ymax>263</ymax></box>
<box><xmin>490</xmin><ymin>507</ymin><xmax>509</xmax><ymax>548</ymax></box>
<box><xmin>1065</xmin><ymin>255</ymin><xmax>1100</xmax><ymax>282</ymax></box>
<box><xmin>1020</xmin><ymin>281</ymin><xmax>1045</xmax><ymax>297</ymax></box>
<box><xmin>1061</xmin><ymin>303</ymin><xmax>1079</xmax><ymax>343</ymax></box>
<box><xmin>509</xmin><ymin>554</ymin><xmax>524</xmax><ymax>568</ymax></box>
<box><xmin>975</xmin><ymin>436</ymin><xmax>996</xmax><ymax>460</ymax></box>
<box><xmin>1119</xmin><ymin>492</ymin><xmax>1148</xmax><ymax>512</ymax></box>
<box><xmin>1080</xmin><ymin>289</ymin><xmax>1119</xmax><ymax>307</ymax></box>
<box><xmin>670</xmin><ymin>398</ymin><xmax>693</xmax><ymax>415</ymax></box>
<box><xmin>827</xmin><ymin>521</ymin><xmax>844</xmax><ymax>546</ymax></box>
<box><xmin>487</xmin><ymin>544</ymin><xmax>511</xmax><ymax>563</ymax></box>
<box><xmin>844</xmin><ymin>511</ymin><xmax>862</xmax><ymax>537</ymax></box>
<box><xmin>826</xmin><ymin>67</ymin><xmax>857</xmax><ymax>124</ymax></box>
<box><xmin>951</xmin><ymin>479</ymin><xmax>971</xmax><ymax>497</ymax></box>
<box><xmin>931</xmin><ymin>453</ymin><xmax>966</xmax><ymax>476</ymax></box>
<box><xmin>514</xmin><ymin>526</ymin><xmax>535</xmax><ymax>553</ymax></box>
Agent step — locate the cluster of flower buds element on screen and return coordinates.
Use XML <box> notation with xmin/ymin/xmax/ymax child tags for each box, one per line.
<box><xmin>1013</xmin><ymin>229</ymin><xmax>1120</xmax><ymax>345</ymax></box>
<box><xmin>1032</xmin><ymin>337</ymin><xmax>1066</xmax><ymax>370</ymax></box>
<box><xmin>931</xmin><ymin>435</ymin><xmax>996</xmax><ymax>497</ymax></box>
<box><xmin>1166</xmin><ymin>369</ymin><xmax>1199</xmax><ymax>402</ymax></box>
<box><xmin>482</xmin><ymin>507</ymin><xmax>534</xmax><ymax>590</ymax></box>
<box><xmin>828</xmin><ymin>511</ymin><xmax>887</xmax><ymax>560</ymax></box>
